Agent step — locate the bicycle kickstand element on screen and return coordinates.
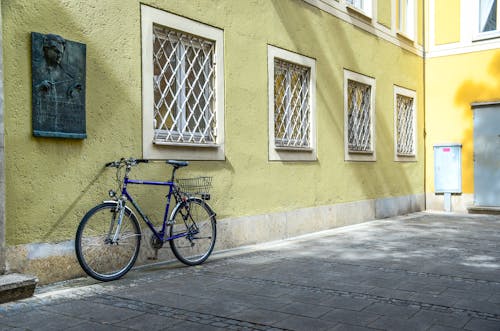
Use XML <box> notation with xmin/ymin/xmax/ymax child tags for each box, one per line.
<box><xmin>147</xmin><ymin>248</ymin><xmax>159</xmax><ymax>261</ymax></box>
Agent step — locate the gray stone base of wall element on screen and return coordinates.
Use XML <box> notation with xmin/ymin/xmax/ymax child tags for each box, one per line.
<box><xmin>5</xmin><ymin>194</ymin><xmax>424</xmax><ymax>285</ymax></box>
<box><xmin>217</xmin><ymin>194</ymin><xmax>425</xmax><ymax>249</ymax></box>
<box><xmin>426</xmin><ymin>193</ymin><xmax>473</xmax><ymax>213</ymax></box>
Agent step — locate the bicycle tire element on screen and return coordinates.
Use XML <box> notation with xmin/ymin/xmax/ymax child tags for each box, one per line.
<box><xmin>169</xmin><ymin>198</ymin><xmax>216</xmax><ymax>266</ymax></box>
<box><xmin>75</xmin><ymin>202</ymin><xmax>141</xmax><ymax>281</ymax></box>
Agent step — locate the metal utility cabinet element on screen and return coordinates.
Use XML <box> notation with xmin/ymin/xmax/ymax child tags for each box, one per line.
<box><xmin>434</xmin><ymin>144</ymin><xmax>462</xmax><ymax>212</ymax></box>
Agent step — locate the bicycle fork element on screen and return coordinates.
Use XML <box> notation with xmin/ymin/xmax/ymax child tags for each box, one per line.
<box><xmin>107</xmin><ymin>199</ymin><xmax>126</xmax><ymax>244</ymax></box>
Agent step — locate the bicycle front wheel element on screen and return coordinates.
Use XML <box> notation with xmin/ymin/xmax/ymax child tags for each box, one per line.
<box><xmin>75</xmin><ymin>202</ymin><xmax>141</xmax><ymax>281</ymax></box>
<box><xmin>169</xmin><ymin>198</ymin><xmax>216</xmax><ymax>266</ymax></box>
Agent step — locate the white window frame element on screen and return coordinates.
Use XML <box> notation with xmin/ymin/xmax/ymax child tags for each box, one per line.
<box><xmin>394</xmin><ymin>86</ymin><xmax>417</xmax><ymax>162</ymax></box>
<box><xmin>473</xmin><ymin>0</ymin><xmax>500</xmax><ymax>40</ymax></box>
<box><xmin>343</xmin><ymin>69</ymin><xmax>376</xmax><ymax>162</ymax></box>
<box><xmin>268</xmin><ymin>45</ymin><xmax>317</xmax><ymax>161</ymax></box>
<box><xmin>397</xmin><ymin>0</ymin><xmax>416</xmax><ymax>41</ymax></box>
<box><xmin>345</xmin><ymin>0</ymin><xmax>373</xmax><ymax>18</ymax></box>
<box><xmin>141</xmin><ymin>5</ymin><xmax>225</xmax><ymax>160</ymax></box>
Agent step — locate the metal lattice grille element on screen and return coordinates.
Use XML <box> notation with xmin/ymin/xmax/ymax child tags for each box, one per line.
<box><xmin>152</xmin><ymin>24</ymin><xmax>216</xmax><ymax>144</ymax></box>
<box><xmin>274</xmin><ymin>59</ymin><xmax>311</xmax><ymax>148</ymax></box>
<box><xmin>347</xmin><ymin>80</ymin><xmax>372</xmax><ymax>152</ymax></box>
<box><xmin>396</xmin><ymin>94</ymin><xmax>415</xmax><ymax>156</ymax></box>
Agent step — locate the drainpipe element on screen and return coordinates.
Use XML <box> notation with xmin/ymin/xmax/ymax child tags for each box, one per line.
<box><xmin>0</xmin><ymin>2</ymin><xmax>5</xmax><ymax>274</ymax></box>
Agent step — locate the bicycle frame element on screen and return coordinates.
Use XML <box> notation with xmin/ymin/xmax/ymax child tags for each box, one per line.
<box><xmin>75</xmin><ymin>158</ymin><xmax>217</xmax><ymax>281</ymax></box>
<box><xmin>120</xmin><ymin>176</ymin><xmax>187</xmax><ymax>243</ymax></box>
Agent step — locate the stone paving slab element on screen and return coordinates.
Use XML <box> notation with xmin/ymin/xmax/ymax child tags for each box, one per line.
<box><xmin>0</xmin><ymin>212</ymin><xmax>499</xmax><ymax>330</ymax></box>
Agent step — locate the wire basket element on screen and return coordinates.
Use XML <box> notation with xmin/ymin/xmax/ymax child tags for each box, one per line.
<box><xmin>176</xmin><ymin>176</ymin><xmax>213</xmax><ymax>196</ymax></box>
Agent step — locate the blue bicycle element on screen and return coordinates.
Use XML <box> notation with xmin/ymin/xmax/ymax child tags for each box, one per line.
<box><xmin>75</xmin><ymin>158</ymin><xmax>217</xmax><ymax>281</ymax></box>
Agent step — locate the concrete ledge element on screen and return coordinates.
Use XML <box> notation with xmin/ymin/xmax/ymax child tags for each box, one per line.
<box><xmin>0</xmin><ymin>273</ymin><xmax>38</xmax><ymax>303</ymax></box>
<box><xmin>468</xmin><ymin>206</ymin><xmax>500</xmax><ymax>215</ymax></box>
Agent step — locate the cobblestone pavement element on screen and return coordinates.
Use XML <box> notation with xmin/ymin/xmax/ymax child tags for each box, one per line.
<box><xmin>1</xmin><ymin>212</ymin><xmax>500</xmax><ymax>330</ymax></box>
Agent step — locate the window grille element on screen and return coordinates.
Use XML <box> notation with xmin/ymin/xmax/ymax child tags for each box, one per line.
<box><xmin>347</xmin><ymin>80</ymin><xmax>372</xmax><ymax>153</ymax></box>
<box><xmin>152</xmin><ymin>24</ymin><xmax>216</xmax><ymax>145</ymax></box>
<box><xmin>396</xmin><ymin>94</ymin><xmax>415</xmax><ymax>156</ymax></box>
<box><xmin>273</xmin><ymin>59</ymin><xmax>311</xmax><ymax>148</ymax></box>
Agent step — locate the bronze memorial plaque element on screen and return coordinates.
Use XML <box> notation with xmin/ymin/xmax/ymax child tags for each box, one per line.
<box><xmin>31</xmin><ymin>32</ymin><xmax>86</xmax><ymax>139</ymax></box>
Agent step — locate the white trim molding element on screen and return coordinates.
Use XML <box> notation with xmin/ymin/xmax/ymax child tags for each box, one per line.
<box><xmin>267</xmin><ymin>45</ymin><xmax>317</xmax><ymax>162</ymax></box>
<box><xmin>427</xmin><ymin>0</ymin><xmax>500</xmax><ymax>58</ymax></box>
<box><xmin>394</xmin><ymin>85</ymin><xmax>417</xmax><ymax>162</ymax></box>
<box><xmin>141</xmin><ymin>5</ymin><xmax>225</xmax><ymax>160</ymax></box>
<box><xmin>344</xmin><ymin>69</ymin><xmax>377</xmax><ymax>162</ymax></box>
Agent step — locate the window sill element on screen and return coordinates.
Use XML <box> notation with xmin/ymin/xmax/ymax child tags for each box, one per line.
<box><xmin>473</xmin><ymin>30</ymin><xmax>500</xmax><ymax>42</ymax></box>
<box><xmin>275</xmin><ymin>146</ymin><xmax>314</xmax><ymax>152</ymax></box>
<box><xmin>346</xmin><ymin>5</ymin><xmax>372</xmax><ymax>22</ymax></box>
<box><xmin>394</xmin><ymin>154</ymin><xmax>417</xmax><ymax>162</ymax></box>
<box><xmin>348</xmin><ymin>149</ymin><xmax>374</xmax><ymax>154</ymax></box>
<box><xmin>345</xmin><ymin>151</ymin><xmax>376</xmax><ymax>162</ymax></box>
<box><xmin>144</xmin><ymin>142</ymin><xmax>225</xmax><ymax>161</ymax></box>
<box><xmin>269</xmin><ymin>147</ymin><xmax>317</xmax><ymax>162</ymax></box>
<box><xmin>396</xmin><ymin>31</ymin><xmax>415</xmax><ymax>43</ymax></box>
<box><xmin>153</xmin><ymin>141</ymin><xmax>220</xmax><ymax>148</ymax></box>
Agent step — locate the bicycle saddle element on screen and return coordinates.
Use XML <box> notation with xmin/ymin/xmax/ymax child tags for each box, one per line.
<box><xmin>167</xmin><ymin>160</ymin><xmax>189</xmax><ymax>168</ymax></box>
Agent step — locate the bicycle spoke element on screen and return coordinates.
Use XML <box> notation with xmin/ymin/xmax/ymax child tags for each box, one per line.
<box><xmin>76</xmin><ymin>203</ymin><xmax>141</xmax><ymax>281</ymax></box>
<box><xmin>169</xmin><ymin>199</ymin><xmax>216</xmax><ymax>266</ymax></box>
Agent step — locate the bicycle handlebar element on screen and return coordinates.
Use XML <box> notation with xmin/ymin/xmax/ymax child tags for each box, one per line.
<box><xmin>105</xmin><ymin>158</ymin><xmax>149</xmax><ymax>168</ymax></box>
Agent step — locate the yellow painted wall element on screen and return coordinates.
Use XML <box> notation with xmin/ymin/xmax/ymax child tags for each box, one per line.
<box><xmin>434</xmin><ymin>0</ymin><xmax>461</xmax><ymax>45</ymax></box>
<box><xmin>417</xmin><ymin>0</ymin><xmax>424</xmax><ymax>45</ymax></box>
<box><xmin>425</xmin><ymin>49</ymin><xmax>500</xmax><ymax>193</ymax></box>
<box><xmin>378</xmin><ymin>0</ymin><xmax>392</xmax><ymax>29</ymax></box>
<box><xmin>2</xmin><ymin>0</ymin><xmax>424</xmax><ymax>246</ymax></box>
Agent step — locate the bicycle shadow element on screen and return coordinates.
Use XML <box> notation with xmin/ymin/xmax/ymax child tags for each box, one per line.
<box><xmin>41</xmin><ymin>167</ymin><xmax>106</xmax><ymax>241</ymax></box>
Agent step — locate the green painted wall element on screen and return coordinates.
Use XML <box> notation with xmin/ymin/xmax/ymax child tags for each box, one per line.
<box><xmin>2</xmin><ymin>0</ymin><xmax>424</xmax><ymax>246</ymax></box>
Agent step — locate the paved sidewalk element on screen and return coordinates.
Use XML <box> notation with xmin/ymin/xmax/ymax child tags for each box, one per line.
<box><xmin>1</xmin><ymin>212</ymin><xmax>500</xmax><ymax>330</ymax></box>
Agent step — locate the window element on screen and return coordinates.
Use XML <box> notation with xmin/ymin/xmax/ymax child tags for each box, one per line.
<box><xmin>346</xmin><ymin>0</ymin><xmax>372</xmax><ymax>17</ymax></box>
<box><xmin>268</xmin><ymin>46</ymin><xmax>316</xmax><ymax>161</ymax></box>
<box><xmin>397</xmin><ymin>0</ymin><xmax>415</xmax><ymax>40</ymax></box>
<box><xmin>344</xmin><ymin>70</ymin><xmax>376</xmax><ymax>161</ymax></box>
<box><xmin>394</xmin><ymin>86</ymin><xmax>417</xmax><ymax>161</ymax></box>
<box><xmin>141</xmin><ymin>5</ymin><xmax>224</xmax><ymax>160</ymax></box>
<box><xmin>476</xmin><ymin>0</ymin><xmax>500</xmax><ymax>38</ymax></box>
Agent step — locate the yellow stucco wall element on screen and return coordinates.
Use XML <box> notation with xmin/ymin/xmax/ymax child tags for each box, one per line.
<box><xmin>417</xmin><ymin>0</ymin><xmax>424</xmax><ymax>45</ymax></box>
<box><xmin>434</xmin><ymin>0</ymin><xmax>461</xmax><ymax>45</ymax></box>
<box><xmin>425</xmin><ymin>49</ymin><xmax>500</xmax><ymax>194</ymax></box>
<box><xmin>378</xmin><ymin>0</ymin><xmax>392</xmax><ymax>29</ymax></box>
<box><xmin>2</xmin><ymin>0</ymin><xmax>424</xmax><ymax>246</ymax></box>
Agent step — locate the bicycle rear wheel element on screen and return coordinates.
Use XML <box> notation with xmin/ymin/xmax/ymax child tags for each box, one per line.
<box><xmin>169</xmin><ymin>198</ymin><xmax>216</xmax><ymax>266</ymax></box>
<box><xmin>75</xmin><ymin>202</ymin><xmax>141</xmax><ymax>281</ymax></box>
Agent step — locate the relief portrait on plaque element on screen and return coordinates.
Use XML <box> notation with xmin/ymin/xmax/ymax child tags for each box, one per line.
<box><xmin>31</xmin><ymin>32</ymin><xmax>86</xmax><ymax>139</ymax></box>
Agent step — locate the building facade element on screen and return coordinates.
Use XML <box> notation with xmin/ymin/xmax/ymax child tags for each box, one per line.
<box><xmin>425</xmin><ymin>0</ymin><xmax>500</xmax><ymax>212</ymax></box>
<box><xmin>1</xmin><ymin>0</ymin><xmax>427</xmax><ymax>283</ymax></box>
